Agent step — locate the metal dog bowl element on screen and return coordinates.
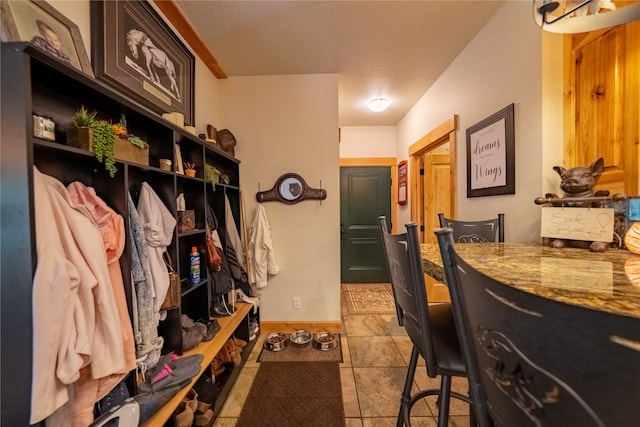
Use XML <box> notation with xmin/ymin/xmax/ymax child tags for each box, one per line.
<box><xmin>289</xmin><ymin>330</ymin><xmax>312</xmax><ymax>347</ymax></box>
<box><xmin>264</xmin><ymin>332</ymin><xmax>288</xmax><ymax>351</ymax></box>
<box><xmin>312</xmin><ymin>331</ymin><xmax>338</xmax><ymax>351</ymax></box>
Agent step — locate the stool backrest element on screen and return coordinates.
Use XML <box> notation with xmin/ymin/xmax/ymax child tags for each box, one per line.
<box><xmin>436</xmin><ymin>228</ymin><xmax>640</xmax><ymax>427</ymax></box>
<box><xmin>438</xmin><ymin>213</ymin><xmax>504</xmax><ymax>243</ymax></box>
<box><xmin>378</xmin><ymin>216</ymin><xmax>438</xmax><ymax>377</ymax></box>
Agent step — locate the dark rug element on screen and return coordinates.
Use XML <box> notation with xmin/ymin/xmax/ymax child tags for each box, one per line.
<box><xmin>235</xmin><ymin>361</ymin><xmax>345</xmax><ymax>427</ymax></box>
<box><xmin>257</xmin><ymin>334</ymin><xmax>343</xmax><ymax>362</ymax></box>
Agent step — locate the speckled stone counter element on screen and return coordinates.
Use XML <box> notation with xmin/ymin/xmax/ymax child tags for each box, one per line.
<box><xmin>421</xmin><ymin>243</ymin><xmax>640</xmax><ymax>319</ymax></box>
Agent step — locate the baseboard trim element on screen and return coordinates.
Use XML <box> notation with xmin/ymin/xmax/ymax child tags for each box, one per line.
<box><xmin>260</xmin><ymin>321</ymin><xmax>342</xmax><ymax>334</ymax></box>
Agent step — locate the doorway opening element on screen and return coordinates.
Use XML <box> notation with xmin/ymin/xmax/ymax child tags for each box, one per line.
<box><xmin>409</xmin><ymin>116</ymin><xmax>458</xmax><ymax>301</ymax></box>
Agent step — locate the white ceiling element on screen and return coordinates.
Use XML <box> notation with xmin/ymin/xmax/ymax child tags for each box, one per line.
<box><xmin>175</xmin><ymin>1</ymin><xmax>505</xmax><ymax>126</ymax></box>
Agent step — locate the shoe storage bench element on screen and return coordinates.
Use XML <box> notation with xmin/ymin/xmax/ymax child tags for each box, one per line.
<box><xmin>0</xmin><ymin>43</ymin><xmax>257</xmax><ymax>425</ymax></box>
<box><xmin>142</xmin><ymin>302</ymin><xmax>256</xmax><ymax>426</ymax></box>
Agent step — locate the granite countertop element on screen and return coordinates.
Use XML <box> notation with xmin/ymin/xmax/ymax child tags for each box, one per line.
<box><xmin>421</xmin><ymin>243</ymin><xmax>640</xmax><ymax>319</ymax></box>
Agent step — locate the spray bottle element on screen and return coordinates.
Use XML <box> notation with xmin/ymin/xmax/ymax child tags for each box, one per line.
<box><xmin>189</xmin><ymin>246</ymin><xmax>200</xmax><ymax>285</ymax></box>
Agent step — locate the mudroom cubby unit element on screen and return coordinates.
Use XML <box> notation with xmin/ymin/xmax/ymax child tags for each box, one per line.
<box><xmin>1</xmin><ymin>43</ymin><xmax>257</xmax><ymax>426</ymax></box>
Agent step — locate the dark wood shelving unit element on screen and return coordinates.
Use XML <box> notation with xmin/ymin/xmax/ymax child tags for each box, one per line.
<box><xmin>1</xmin><ymin>42</ymin><xmax>257</xmax><ymax>426</ymax></box>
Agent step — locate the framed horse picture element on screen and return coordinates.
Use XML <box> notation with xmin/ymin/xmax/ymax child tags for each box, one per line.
<box><xmin>91</xmin><ymin>0</ymin><xmax>194</xmax><ymax>126</ymax></box>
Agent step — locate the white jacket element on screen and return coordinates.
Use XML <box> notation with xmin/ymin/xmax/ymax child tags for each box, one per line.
<box><xmin>136</xmin><ymin>182</ymin><xmax>176</xmax><ymax>314</ymax></box>
<box><xmin>248</xmin><ymin>205</ymin><xmax>279</xmax><ymax>288</ymax></box>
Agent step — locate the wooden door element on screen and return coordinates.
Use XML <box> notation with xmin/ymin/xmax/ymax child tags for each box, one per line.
<box><xmin>564</xmin><ymin>21</ymin><xmax>640</xmax><ymax>196</ymax></box>
<box><xmin>422</xmin><ymin>151</ymin><xmax>452</xmax><ymax>302</ymax></box>
<box><xmin>409</xmin><ymin>117</ymin><xmax>458</xmax><ymax>303</ymax></box>
<box><xmin>340</xmin><ymin>166</ymin><xmax>392</xmax><ymax>283</ymax></box>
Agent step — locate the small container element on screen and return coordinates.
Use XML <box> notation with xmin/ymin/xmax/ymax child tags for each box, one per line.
<box><xmin>189</xmin><ymin>246</ymin><xmax>200</xmax><ymax>285</ymax></box>
<box><xmin>159</xmin><ymin>158</ymin><xmax>172</xmax><ymax>171</ymax></box>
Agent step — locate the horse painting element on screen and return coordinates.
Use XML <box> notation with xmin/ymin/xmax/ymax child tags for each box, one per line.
<box><xmin>126</xmin><ymin>29</ymin><xmax>180</xmax><ymax>102</ymax></box>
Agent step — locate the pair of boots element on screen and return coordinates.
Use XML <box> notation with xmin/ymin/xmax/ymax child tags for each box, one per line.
<box><xmin>210</xmin><ymin>294</ymin><xmax>236</xmax><ymax>317</ymax></box>
<box><xmin>217</xmin><ymin>337</ymin><xmax>246</xmax><ymax>366</ymax></box>
<box><xmin>175</xmin><ymin>388</ymin><xmax>214</xmax><ymax>427</ymax></box>
<box><xmin>210</xmin><ymin>338</ymin><xmax>247</xmax><ymax>377</ymax></box>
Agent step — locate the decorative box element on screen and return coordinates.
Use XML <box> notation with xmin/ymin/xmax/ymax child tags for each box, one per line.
<box><xmin>177</xmin><ymin>210</ymin><xmax>195</xmax><ymax>233</ymax></box>
<box><xmin>67</xmin><ymin>127</ymin><xmax>149</xmax><ymax>166</ymax></box>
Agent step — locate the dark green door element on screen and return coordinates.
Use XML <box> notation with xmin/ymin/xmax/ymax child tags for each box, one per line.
<box><xmin>340</xmin><ymin>166</ymin><xmax>391</xmax><ymax>283</ymax></box>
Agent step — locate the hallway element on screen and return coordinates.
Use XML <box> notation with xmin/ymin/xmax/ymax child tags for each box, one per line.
<box><xmin>212</xmin><ymin>285</ymin><xmax>472</xmax><ymax>426</ymax></box>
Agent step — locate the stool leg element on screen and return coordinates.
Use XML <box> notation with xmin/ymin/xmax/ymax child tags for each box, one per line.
<box><xmin>437</xmin><ymin>375</ymin><xmax>452</xmax><ymax>427</ymax></box>
<box><xmin>398</xmin><ymin>347</ymin><xmax>420</xmax><ymax>427</ymax></box>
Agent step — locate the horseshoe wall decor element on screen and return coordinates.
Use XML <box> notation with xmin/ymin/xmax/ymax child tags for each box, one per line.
<box><xmin>256</xmin><ymin>173</ymin><xmax>326</xmax><ymax>204</ymax></box>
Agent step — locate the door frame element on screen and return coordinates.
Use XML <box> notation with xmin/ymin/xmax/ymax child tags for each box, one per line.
<box><xmin>340</xmin><ymin>157</ymin><xmax>397</xmax><ymax>233</ymax></box>
<box><xmin>409</xmin><ymin>116</ymin><xmax>458</xmax><ymax>232</ymax></box>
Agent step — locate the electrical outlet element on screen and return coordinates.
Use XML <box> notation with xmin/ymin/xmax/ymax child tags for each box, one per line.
<box><xmin>293</xmin><ymin>297</ymin><xmax>302</xmax><ymax>309</ymax></box>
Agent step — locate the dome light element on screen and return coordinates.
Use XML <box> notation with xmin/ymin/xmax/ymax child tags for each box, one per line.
<box><xmin>367</xmin><ymin>97</ymin><xmax>391</xmax><ymax>112</ymax></box>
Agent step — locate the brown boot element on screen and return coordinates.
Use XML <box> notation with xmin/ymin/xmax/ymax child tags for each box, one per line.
<box><xmin>174</xmin><ymin>401</ymin><xmax>194</xmax><ymax>427</ymax></box>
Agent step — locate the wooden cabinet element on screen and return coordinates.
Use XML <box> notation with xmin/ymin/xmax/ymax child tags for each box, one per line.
<box><xmin>0</xmin><ymin>42</ymin><xmax>256</xmax><ymax>426</ymax></box>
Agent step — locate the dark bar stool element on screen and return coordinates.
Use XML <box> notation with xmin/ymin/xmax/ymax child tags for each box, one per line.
<box><xmin>378</xmin><ymin>216</ymin><xmax>473</xmax><ymax>427</ymax></box>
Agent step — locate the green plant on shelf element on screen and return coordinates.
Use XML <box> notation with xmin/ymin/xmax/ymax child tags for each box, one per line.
<box><xmin>69</xmin><ymin>108</ymin><xmax>149</xmax><ymax>177</ymax></box>
<box><xmin>71</xmin><ymin>105</ymin><xmax>97</xmax><ymax>128</ymax></box>
<box><xmin>92</xmin><ymin>120</ymin><xmax>117</xmax><ymax>177</ymax></box>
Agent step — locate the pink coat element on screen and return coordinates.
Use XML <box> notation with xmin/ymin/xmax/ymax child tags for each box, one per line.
<box><xmin>66</xmin><ymin>181</ymin><xmax>136</xmax><ymax>426</ymax></box>
<box><xmin>30</xmin><ymin>168</ymin><xmax>124</xmax><ymax>424</ymax></box>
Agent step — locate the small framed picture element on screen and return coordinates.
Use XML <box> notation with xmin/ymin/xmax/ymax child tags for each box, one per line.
<box><xmin>32</xmin><ymin>113</ymin><xmax>55</xmax><ymax>141</ymax></box>
<box><xmin>398</xmin><ymin>160</ymin><xmax>408</xmax><ymax>205</ymax></box>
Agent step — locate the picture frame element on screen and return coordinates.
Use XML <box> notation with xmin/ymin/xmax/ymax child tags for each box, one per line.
<box><xmin>91</xmin><ymin>0</ymin><xmax>195</xmax><ymax>126</ymax></box>
<box><xmin>0</xmin><ymin>0</ymin><xmax>93</xmax><ymax>76</ymax></box>
<box><xmin>397</xmin><ymin>160</ymin><xmax>408</xmax><ymax>205</ymax></box>
<box><xmin>466</xmin><ymin>103</ymin><xmax>515</xmax><ymax>198</ymax></box>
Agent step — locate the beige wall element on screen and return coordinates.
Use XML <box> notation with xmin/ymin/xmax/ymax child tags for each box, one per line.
<box><xmin>215</xmin><ymin>74</ymin><xmax>341</xmax><ymax>323</ymax></box>
<box><xmin>339</xmin><ymin>126</ymin><xmax>397</xmax><ymax>158</ymax></box>
<box><xmin>396</xmin><ymin>1</ymin><xmax>551</xmax><ymax>243</ymax></box>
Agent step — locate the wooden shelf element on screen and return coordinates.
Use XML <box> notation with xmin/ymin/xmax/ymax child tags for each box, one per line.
<box><xmin>141</xmin><ymin>302</ymin><xmax>253</xmax><ymax>426</ymax></box>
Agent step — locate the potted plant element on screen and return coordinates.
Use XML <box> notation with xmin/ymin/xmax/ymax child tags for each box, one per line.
<box><xmin>68</xmin><ymin>106</ymin><xmax>118</xmax><ymax>177</ymax></box>
<box><xmin>184</xmin><ymin>162</ymin><xmax>197</xmax><ymax>177</ymax></box>
<box><xmin>67</xmin><ymin>108</ymin><xmax>150</xmax><ymax>177</ymax></box>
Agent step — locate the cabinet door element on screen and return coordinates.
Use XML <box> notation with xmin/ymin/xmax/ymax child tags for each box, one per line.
<box><xmin>564</xmin><ymin>21</ymin><xmax>640</xmax><ymax>195</ymax></box>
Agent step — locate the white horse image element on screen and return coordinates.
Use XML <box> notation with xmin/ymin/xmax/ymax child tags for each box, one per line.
<box><xmin>126</xmin><ymin>29</ymin><xmax>180</xmax><ymax>101</ymax></box>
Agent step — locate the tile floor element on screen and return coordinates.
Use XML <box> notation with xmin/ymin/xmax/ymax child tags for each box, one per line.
<box><xmin>212</xmin><ymin>285</ymin><xmax>472</xmax><ymax>426</ymax></box>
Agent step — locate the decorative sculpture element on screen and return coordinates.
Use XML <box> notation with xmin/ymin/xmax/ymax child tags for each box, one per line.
<box><xmin>535</xmin><ymin>157</ymin><xmax>615</xmax><ymax>252</ymax></box>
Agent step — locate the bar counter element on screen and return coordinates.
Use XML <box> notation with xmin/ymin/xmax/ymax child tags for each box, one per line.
<box><xmin>421</xmin><ymin>243</ymin><xmax>640</xmax><ymax>319</ymax></box>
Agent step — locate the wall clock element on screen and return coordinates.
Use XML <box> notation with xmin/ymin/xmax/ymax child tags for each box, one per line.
<box><xmin>256</xmin><ymin>173</ymin><xmax>327</xmax><ymax>204</ymax></box>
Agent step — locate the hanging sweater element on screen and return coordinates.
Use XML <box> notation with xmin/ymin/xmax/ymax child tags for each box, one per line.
<box><xmin>30</xmin><ymin>168</ymin><xmax>124</xmax><ymax>424</ymax></box>
<box><xmin>248</xmin><ymin>204</ymin><xmax>280</xmax><ymax>288</ymax></box>
<box><xmin>66</xmin><ymin>182</ymin><xmax>136</xmax><ymax>426</ymax></box>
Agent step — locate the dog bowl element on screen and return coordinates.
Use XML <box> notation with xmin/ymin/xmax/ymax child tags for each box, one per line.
<box><xmin>264</xmin><ymin>332</ymin><xmax>288</xmax><ymax>351</ymax></box>
<box><xmin>312</xmin><ymin>331</ymin><xmax>338</xmax><ymax>351</ymax></box>
<box><xmin>289</xmin><ymin>330</ymin><xmax>312</xmax><ymax>347</ymax></box>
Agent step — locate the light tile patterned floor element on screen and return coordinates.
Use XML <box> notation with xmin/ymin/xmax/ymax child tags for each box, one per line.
<box><xmin>212</xmin><ymin>285</ymin><xmax>472</xmax><ymax>426</ymax></box>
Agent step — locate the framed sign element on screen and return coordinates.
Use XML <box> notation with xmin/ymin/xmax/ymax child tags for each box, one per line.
<box><xmin>466</xmin><ymin>103</ymin><xmax>515</xmax><ymax>198</ymax></box>
<box><xmin>398</xmin><ymin>160</ymin><xmax>408</xmax><ymax>205</ymax></box>
<box><xmin>0</xmin><ymin>0</ymin><xmax>93</xmax><ymax>76</ymax></box>
<box><xmin>90</xmin><ymin>0</ymin><xmax>194</xmax><ymax>125</ymax></box>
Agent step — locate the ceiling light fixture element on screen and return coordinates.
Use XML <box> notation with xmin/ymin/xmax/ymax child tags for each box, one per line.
<box><xmin>534</xmin><ymin>0</ymin><xmax>640</xmax><ymax>33</ymax></box>
<box><xmin>368</xmin><ymin>97</ymin><xmax>391</xmax><ymax>112</ymax></box>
